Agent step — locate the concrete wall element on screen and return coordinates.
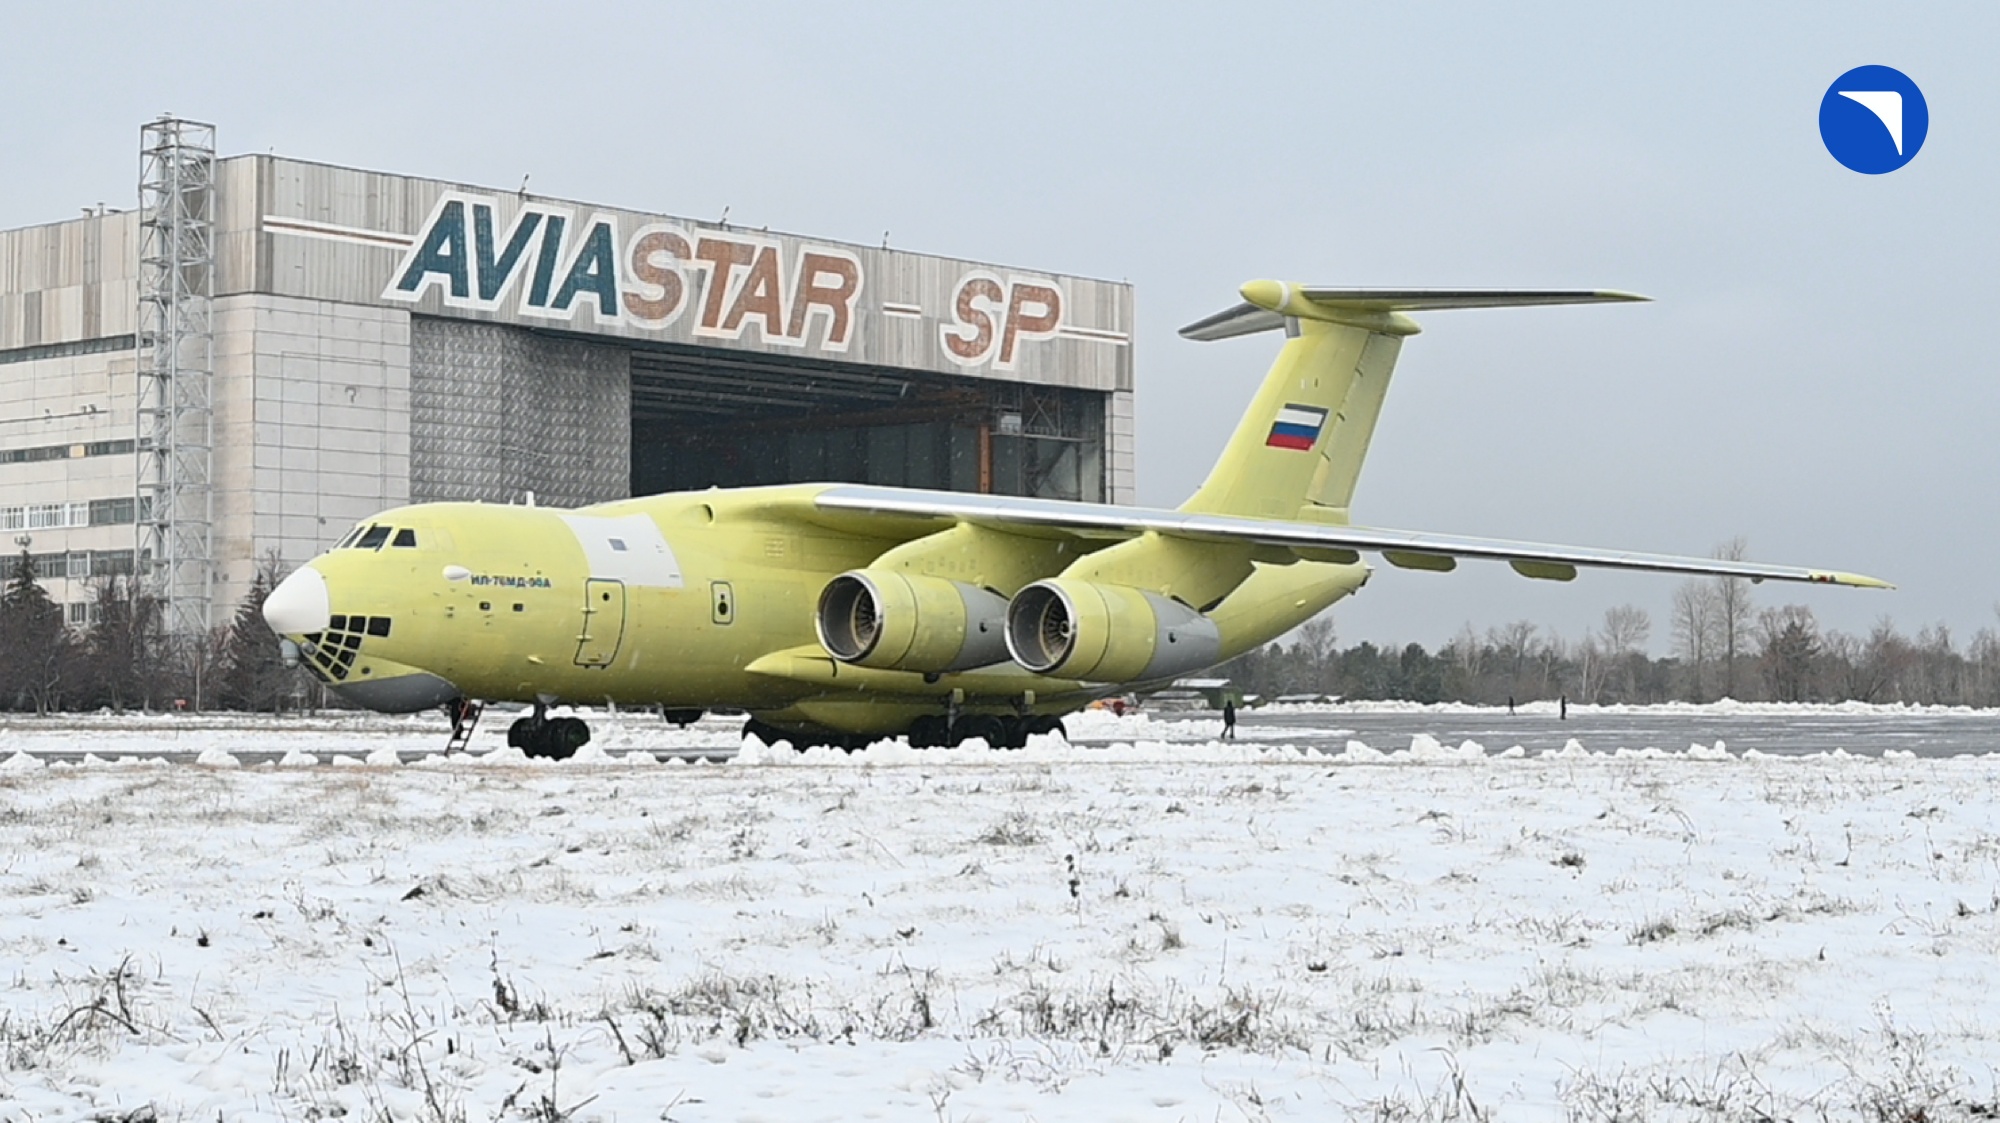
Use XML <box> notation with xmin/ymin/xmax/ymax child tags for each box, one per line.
<box><xmin>0</xmin><ymin>212</ymin><xmax>138</xmax><ymax>350</ymax></box>
<box><xmin>0</xmin><ymin>340</ymin><xmax>141</xmax><ymax>609</ymax></box>
<box><xmin>214</xmin><ymin>294</ymin><xmax>412</xmax><ymax>605</ymax></box>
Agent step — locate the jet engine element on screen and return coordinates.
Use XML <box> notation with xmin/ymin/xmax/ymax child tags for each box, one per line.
<box><xmin>815</xmin><ymin>569</ymin><xmax>1011</xmax><ymax>673</ymax></box>
<box><xmin>1004</xmin><ymin>578</ymin><xmax>1222</xmax><ymax>682</ymax></box>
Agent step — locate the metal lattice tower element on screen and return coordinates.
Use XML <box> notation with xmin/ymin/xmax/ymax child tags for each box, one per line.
<box><xmin>136</xmin><ymin>116</ymin><xmax>217</xmax><ymax>639</ymax></box>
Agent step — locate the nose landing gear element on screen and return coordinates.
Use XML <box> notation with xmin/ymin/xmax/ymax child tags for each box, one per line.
<box><xmin>507</xmin><ymin>703</ymin><xmax>591</xmax><ymax>760</ymax></box>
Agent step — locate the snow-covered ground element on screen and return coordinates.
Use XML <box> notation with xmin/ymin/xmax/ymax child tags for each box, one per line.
<box><xmin>4</xmin><ymin>711</ymin><xmax>2000</xmax><ymax>1121</ymax></box>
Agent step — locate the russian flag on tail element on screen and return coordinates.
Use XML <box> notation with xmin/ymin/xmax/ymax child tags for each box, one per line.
<box><xmin>1265</xmin><ymin>404</ymin><xmax>1328</xmax><ymax>451</ymax></box>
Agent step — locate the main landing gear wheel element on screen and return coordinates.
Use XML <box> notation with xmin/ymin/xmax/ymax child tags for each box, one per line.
<box><xmin>905</xmin><ymin>714</ymin><xmax>1067</xmax><ymax>750</ymax></box>
<box><xmin>507</xmin><ymin>709</ymin><xmax>590</xmax><ymax>760</ymax></box>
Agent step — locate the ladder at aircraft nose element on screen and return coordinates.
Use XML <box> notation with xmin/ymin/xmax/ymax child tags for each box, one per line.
<box><xmin>446</xmin><ymin>699</ymin><xmax>483</xmax><ymax>753</ymax></box>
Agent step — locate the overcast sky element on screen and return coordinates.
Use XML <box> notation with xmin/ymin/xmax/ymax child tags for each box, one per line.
<box><xmin>3</xmin><ymin>2</ymin><xmax>1991</xmax><ymax>653</ymax></box>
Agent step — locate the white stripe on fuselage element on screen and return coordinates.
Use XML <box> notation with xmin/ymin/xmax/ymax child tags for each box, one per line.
<box><xmin>559</xmin><ymin>514</ymin><xmax>684</xmax><ymax>588</ymax></box>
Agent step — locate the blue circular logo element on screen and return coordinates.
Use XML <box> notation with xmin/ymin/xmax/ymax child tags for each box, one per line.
<box><xmin>1820</xmin><ymin>65</ymin><xmax>1927</xmax><ymax>174</ymax></box>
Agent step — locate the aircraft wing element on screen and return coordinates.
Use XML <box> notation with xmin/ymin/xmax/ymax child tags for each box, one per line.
<box><xmin>809</xmin><ymin>485</ymin><xmax>1892</xmax><ymax>589</ymax></box>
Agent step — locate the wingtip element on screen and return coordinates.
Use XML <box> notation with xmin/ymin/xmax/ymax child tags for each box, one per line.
<box><xmin>1816</xmin><ymin>571</ymin><xmax>1895</xmax><ymax>590</ymax></box>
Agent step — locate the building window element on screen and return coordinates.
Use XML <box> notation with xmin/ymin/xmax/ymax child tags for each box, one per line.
<box><xmin>2</xmin><ymin>495</ymin><xmax>147</xmax><ymax>531</ymax></box>
<box><xmin>89</xmin><ymin>497</ymin><xmax>136</xmax><ymax>525</ymax></box>
<box><xmin>66</xmin><ymin>552</ymin><xmax>89</xmax><ymax>579</ymax></box>
<box><xmin>67</xmin><ymin>602</ymin><xmax>89</xmax><ymax>626</ymax></box>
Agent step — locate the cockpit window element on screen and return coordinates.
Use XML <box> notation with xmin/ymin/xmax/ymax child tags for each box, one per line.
<box><xmin>392</xmin><ymin>528</ymin><xmax>417</xmax><ymax>548</ymax></box>
<box><xmin>355</xmin><ymin>525</ymin><xmax>391</xmax><ymax>550</ymax></box>
<box><xmin>335</xmin><ymin>526</ymin><xmax>364</xmax><ymax>549</ymax></box>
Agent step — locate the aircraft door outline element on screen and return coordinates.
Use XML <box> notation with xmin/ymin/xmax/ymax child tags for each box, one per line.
<box><xmin>576</xmin><ymin>578</ymin><xmax>628</xmax><ymax>667</ymax></box>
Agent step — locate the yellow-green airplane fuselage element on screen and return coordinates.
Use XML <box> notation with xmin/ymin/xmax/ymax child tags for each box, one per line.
<box><xmin>264</xmin><ymin>280</ymin><xmax>1886</xmax><ymax>754</ymax></box>
<box><xmin>284</xmin><ymin>485</ymin><xmax>1364</xmax><ymax>740</ymax></box>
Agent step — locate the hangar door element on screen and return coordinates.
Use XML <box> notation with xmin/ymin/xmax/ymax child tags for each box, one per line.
<box><xmin>626</xmin><ymin>344</ymin><xmax>1106</xmax><ymax>502</ymax></box>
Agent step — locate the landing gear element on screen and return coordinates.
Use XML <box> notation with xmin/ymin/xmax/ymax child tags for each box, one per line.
<box><xmin>507</xmin><ymin>703</ymin><xmax>591</xmax><ymax>760</ymax></box>
<box><xmin>739</xmin><ymin>713</ymin><xmax>1069</xmax><ymax>755</ymax></box>
<box><xmin>912</xmin><ymin>713</ymin><xmax>1067</xmax><ymax>750</ymax></box>
<box><xmin>908</xmin><ymin>715</ymin><xmax>952</xmax><ymax>748</ymax></box>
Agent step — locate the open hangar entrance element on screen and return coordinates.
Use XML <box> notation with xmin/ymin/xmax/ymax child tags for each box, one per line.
<box><xmin>626</xmin><ymin>342</ymin><xmax>1107</xmax><ymax>503</ymax></box>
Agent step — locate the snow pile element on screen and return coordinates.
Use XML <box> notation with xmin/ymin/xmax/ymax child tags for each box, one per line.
<box><xmin>1271</xmin><ymin>696</ymin><xmax>2000</xmax><ymax>719</ymax></box>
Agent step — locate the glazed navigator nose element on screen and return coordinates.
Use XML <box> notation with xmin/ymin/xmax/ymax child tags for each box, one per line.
<box><xmin>263</xmin><ymin>566</ymin><xmax>331</xmax><ymax>635</ymax></box>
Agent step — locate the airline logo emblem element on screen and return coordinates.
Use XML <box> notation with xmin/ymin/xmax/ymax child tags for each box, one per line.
<box><xmin>383</xmin><ymin>193</ymin><xmax>864</xmax><ymax>351</ymax></box>
<box><xmin>1265</xmin><ymin>404</ymin><xmax>1328</xmax><ymax>451</ymax></box>
<box><xmin>1819</xmin><ymin>65</ymin><xmax>1927</xmax><ymax>174</ymax></box>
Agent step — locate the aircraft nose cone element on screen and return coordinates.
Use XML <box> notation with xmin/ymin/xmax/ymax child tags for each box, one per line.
<box><xmin>263</xmin><ymin>566</ymin><xmax>331</xmax><ymax>635</ymax></box>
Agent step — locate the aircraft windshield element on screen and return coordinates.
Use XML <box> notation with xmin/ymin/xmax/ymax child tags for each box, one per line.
<box><xmin>355</xmin><ymin>525</ymin><xmax>391</xmax><ymax>550</ymax></box>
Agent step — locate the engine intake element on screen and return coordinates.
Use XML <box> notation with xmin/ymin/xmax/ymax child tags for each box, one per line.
<box><xmin>815</xmin><ymin>570</ymin><xmax>1010</xmax><ymax>673</ymax></box>
<box><xmin>1005</xmin><ymin>578</ymin><xmax>1222</xmax><ymax>682</ymax></box>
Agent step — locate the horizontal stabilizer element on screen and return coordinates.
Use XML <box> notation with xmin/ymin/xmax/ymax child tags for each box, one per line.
<box><xmin>1180</xmin><ymin>282</ymin><xmax>1649</xmax><ymax>340</ymax></box>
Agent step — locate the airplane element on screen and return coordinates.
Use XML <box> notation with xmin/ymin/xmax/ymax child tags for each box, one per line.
<box><xmin>261</xmin><ymin>280</ymin><xmax>1890</xmax><ymax>757</ymax></box>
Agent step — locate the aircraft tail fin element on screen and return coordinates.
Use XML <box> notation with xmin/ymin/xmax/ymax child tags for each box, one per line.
<box><xmin>1176</xmin><ymin>282</ymin><xmax>1646</xmax><ymax>522</ymax></box>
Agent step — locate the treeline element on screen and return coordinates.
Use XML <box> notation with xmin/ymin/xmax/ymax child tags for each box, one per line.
<box><xmin>0</xmin><ymin>550</ymin><xmax>310</xmax><ymax>714</ymax></box>
<box><xmin>1219</xmin><ymin>577</ymin><xmax>2000</xmax><ymax>708</ymax></box>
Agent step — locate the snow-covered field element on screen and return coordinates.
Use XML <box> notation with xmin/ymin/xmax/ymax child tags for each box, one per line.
<box><xmin>5</xmin><ymin>709</ymin><xmax>2000</xmax><ymax>1121</ymax></box>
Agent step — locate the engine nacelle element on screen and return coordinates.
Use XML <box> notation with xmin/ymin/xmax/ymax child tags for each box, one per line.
<box><xmin>1004</xmin><ymin>578</ymin><xmax>1222</xmax><ymax>683</ymax></box>
<box><xmin>815</xmin><ymin>569</ymin><xmax>1010</xmax><ymax>673</ymax></box>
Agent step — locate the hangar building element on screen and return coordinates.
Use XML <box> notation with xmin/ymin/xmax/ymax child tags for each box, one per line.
<box><xmin>0</xmin><ymin>119</ymin><xmax>1136</xmax><ymax>635</ymax></box>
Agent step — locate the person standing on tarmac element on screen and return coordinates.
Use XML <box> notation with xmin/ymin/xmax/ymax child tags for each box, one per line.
<box><xmin>1221</xmin><ymin>698</ymin><xmax>1238</xmax><ymax>741</ymax></box>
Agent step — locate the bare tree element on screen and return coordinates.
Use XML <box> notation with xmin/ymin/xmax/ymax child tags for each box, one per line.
<box><xmin>1970</xmin><ymin>605</ymin><xmax>2000</xmax><ymax>707</ymax></box>
<box><xmin>1532</xmin><ymin>633</ymin><xmax>1566</xmax><ymax>698</ymax></box>
<box><xmin>1293</xmin><ymin>611</ymin><xmax>1338</xmax><ymax>664</ymax></box>
<box><xmin>1910</xmin><ymin>623</ymin><xmax>1961</xmax><ymax>706</ymax></box>
<box><xmin>1711</xmin><ymin>537</ymin><xmax>1755</xmax><ymax>699</ymax></box>
<box><xmin>1572</xmin><ymin>633</ymin><xmax>1604</xmax><ymax>703</ymax></box>
<box><xmin>1849</xmin><ymin>617</ymin><xmax>1915</xmax><ymax>703</ymax></box>
<box><xmin>1446</xmin><ymin>623</ymin><xmax>1484</xmax><ymax>677</ymax></box>
<box><xmin>1671</xmin><ymin>580</ymin><xmax>1720</xmax><ymax>702</ymax></box>
<box><xmin>1596</xmin><ymin>604</ymin><xmax>1652</xmax><ymax>703</ymax></box>
<box><xmin>1488</xmin><ymin>619</ymin><xmax>1538</xmax><ymax>700</ymax></box>
<box><xmin>1599</xmin><ymin>604</ymin><xmax>1653</xmax><ymax>655</ymax></box>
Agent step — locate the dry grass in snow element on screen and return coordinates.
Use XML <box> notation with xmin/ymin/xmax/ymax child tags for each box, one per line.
<box><xmin>2</xmin><ymin>722</ymin><xmax>2000</xmax><ymax>1120</ymax></box>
